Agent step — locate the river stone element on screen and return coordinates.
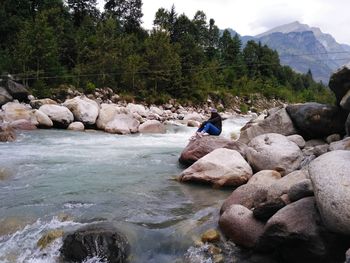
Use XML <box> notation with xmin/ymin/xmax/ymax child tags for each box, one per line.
<box><xmin>0</xmin><ymin>124</ymin><xmax>16</xmax><ymax>142</ymax></box>
<box><xmin>150</xmin><ymin>106</ymin><xmax>164</xmax><ymax>116</ymax></box>
<box><xmin>63</xmin><ymin>96</ymin><xmax>99</xmax><ymax>125</ymax></box>
<box><xmin>30</xmin><ymin>98</ymin><xmax>57</xmax><ymax>109</ymax></box>
<box><xmin>267</xmin><ymin>170</ymin><xmax>308</xmax><ymax>201</ymax></box>
<box><xmin>302</xmin><ymin>144</ymin><xmax>329</xmax><ymax>157</ymax></box>
<box><xmin>6</xmin><ymin>79</ymin><xmax>29</xmax><ymax>101</ymax></box>
<box><xmin>329</xmin><ymin>137</ymin><xmax>350</xmax><ymax>151</ymax></box>
<box><xmin>105</xmin><ymin>114</ymin><xmax>140</xmax><ymax>134</ymax></box>
<box><xmin>138</xmin><ymin>120</ymin><xmax>166</xmax><ymax>133</ymax></box>
<box><xmin>219</xmin><ymin>204</ymin><xmax>265</xmax><ymax>248</ymax></box>
<box><xmin>325</xmin><ymin>134</ymin><xmax>341</xmax><ymax>144</ymax></box>
<box><xmin>0</xmin><ymin>87</ymin><xmax>13</xmax><ymax>106</ymax></box>
<box><xmin>33</xmin><ymin>109</ymin><xmax>53</xmax><ymax>128</ymax></box>
<box><xmin>179</xmin><ymin>136</ymin><xmax>247</xmax><ymax>166</ymax></box>
<box><xmin>288</xmin><ymin>179</ymin><xmax>314</xmax><ymax>202</ymax></box>
<box><xmin>253</xmin><ymin>197</ymin><xmax>286</xmax><ymax>222</ymax></box>
<box><xmin>340</xmin><ymin>90</ymin><xmax>350</xmax><ymax>110</ymax></box>
<box><xmin>329</xmin><ymin>65</ymin><xmax>350</xmax><ymax>105</ymax></box>
<box><xmin>60</xmin><ymin>223</ymin><xmax>129</xmax><ymax>263</ymax></box>
<box><xmin>187</xmin><ymin>120</ymin><xmax>200</xmax><ymax>127</ymax></box>
<box><xmin>39</xmin><ymin>104</ymin><xmax>74</xmax><ymax>128</ymax></box>
<box><xmin>183</xmin><ymin>112</ymin><xmax>203</xmax><ymax>122</ymax></box>
<box><xmin>246</xmin><ymin>133</ymin><xmax>303</xmax><ymax>176</ymax></box>
<box><xmin>238</xmin><ymin>108</ymin><xmax>297</xmax><ymax>144</ymax></box>
<box><xmin>126</xmin><ymin>103</ymin><xmax>148</xmax><ymax>117</ymax></box>
<box><xmin>179</xmin><ymin>148</ymin><xmax>253</xmax><ymax>188</ymax></box>
<box><xmin>247</xmin><ymin>170</ymin><xmax>282</xmax><ymax>187</ymax></box>
<box><xmin>2</xmin><ymin>102</ymin><xmax>34</xmax><ymax>123</ymax></box>
<box><xmin>309</xmin><ymin>150</ymin><xmax>350</xmax><ymax>234</ymax></box>
<box><xmin>287</xmin><ymin>134</ymin><xmax>305</xmax><ymax>149</ymax></box>
<box><xmin>201</xmin><ymin>229</ymin><xmax>221</xmax><ymax>243</ymax></box>
<box><xmin>286</xmin><ymin>103</ymin><xmax>348</xmax><ymax>139</ymax></box>
<box><xmin>37</xmin><ymin>230</ymin><xmax>64</xmax><ymax>250</ymax></box>
<box><xmin>67</xmin><ymin>122</ymin><xmax>85</xmax><ymax>131</ymax></box>
<box><xmin>10</xmin><ymin>119</ymin><xmax>37</xmax><ymax>130</ymax></box>
<box><xmin>220</xmin><ymin>184</ymin><xmax>267</xmax><ymax>214</ymax></box>
<box><xmin>96</xmin><ymin>104</ymin><xmax>127</xmax><ymax>130</ymax></box>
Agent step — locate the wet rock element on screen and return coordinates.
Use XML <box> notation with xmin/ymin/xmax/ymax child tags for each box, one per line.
<box><xmin>183</xmin><ymin>112</ymin><xmax>203</xmax><ymax>122</ymax></box>
<box><xmin>0</xmin><ymin>217</ymin><xmax>33</xmax><ymax>236</ymax></box>
<box><xmin>287</xmin><ymin>134</ymin><xmax>305</xmax><ymax>149</ymax></box>
<box><xmin>286</xmin><ymin>103</ymin><xmax>348</xmax><ymax>139</ymax></box>
<box><xmin>219</xmin><ymin>204</ymin><xmax>265</xmax><ymax>248</ymax></box>
<box><xmin>60</xmin><ymin>223</ymin><xmax>129</xmax><ymax>263</ymax></box>
<box><xmin>180</xmin><ymin>148</ymin><xmax>252</xmax><ymax>188</ymax></box>
<box><xmin>247</xmin><ymin>170</ymin><xmax>282</xmax><ymax>187</ymax></box>
<box><xmin>0</xmin><ymin>124</ymin><xmax>16</xmax><ymax>142</ymax></box>
<box><xmin>253</xmin><ymin>197</ymin><xmax>286</xmax><ymax>222</ymax></box>
<box><xmin>329</xmin><ymin>137</ymin><xmax>350</xmax><ymax>151</ymax></box>
<box><xmin>138</xmin><ymin>120</ymin><xmax>166</xmax><ymax>133</ymax></box>
<box><xmin>220</xmin><ymin>184</ymin><xmax>267</xmax><ymax>214</ymax></box>
<box><xmin>30</xmin><ymin>98</ymin><xmax>57</xmax><ymax>109</ymax></box>
<box><xmin>179</xmin><ymin>136</ymin><xmax>247</xmax><ymax>166</ymax></box>
<box><xmin>201</xmin><ymin>229</ymin><xmax>220</xmax><ymax>243</ymax></box>
<box><xmin>288</xmin><ymin>179</ymin><xmax>313</xmax><ymax>202</ymax></box>
<box><xmin>39</xmin><ymin>104</ymin><xmax>74</xmax><ymax>128</ymax></box>
<box><xmin>37</xmin><ymin>229</ymin><xmax>64</xmax><ymax>250</ymax></box>
<box><xmin>325</xmin><ymin>134</ymin><xmax>341</xmax><ymax>144</ymax></box>
<box><xmin>6</xmin><ymin>79</ymin><xmax>29</xmax><ymax>101</ymax></box>
<box><xmin>328</xmin><ymin>65</ymin><xmax>350</xmax><ymax>105</ymax></box>
<box><xmin>67</xmin><ymin>122</ymin><xmax>85</xmax><ymax>131</ymax></box>
<box><xmin>10</xmin><ymin>119</ymin><xmax>37</xmax><ymax>130</ymax></box>
<box><xmin>238</xmin><ymin>108</ymin><xmax>297</xmax><ymax>144</ymax></box>
<box><xmin>187</xmin><ymin>120</ymin><xmax>200</xmax><ymax>127</ymax></box>
<box><xmin>267</xmin><ymin>170</ymin><xmax>308</xmax><ymax>201</ymax></box>
<box><xmin>96</xmin><ymin>103</ymin><xmax>127</xmax><ymax>130</ymax></box>
<box><xmin>63</xmin><ymin>96</ymin><xmax>99</xmax><ymax>125</ymax></box>
<box><xmin>0</xmin><ymin>87</ymin><xmax>13</xmax><ymax>106</ymax></box>
<box><xmin>105</xmin><ymin>114</ymin><xmax>140</xmax><ymax>134</ymax></box>
<box><xmin>246</xmin><ymin>133</ymin><xmax>303</xmax><ymax>176</ymax></box>
<box><xmin>0</xmin><ymin>167</ymin><xmax>12</xmax><ymax>181</ymax></box>
<box><xmin>309</xmin><ymin>150</ymin><xmax>350</xmax><ymax>234</ymax></box>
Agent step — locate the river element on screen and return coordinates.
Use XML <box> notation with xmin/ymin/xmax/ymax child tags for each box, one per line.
<box><xmin>0</xmin><ymin>116</ymin><xmax>250</xmax><ymax>263</ymax></box>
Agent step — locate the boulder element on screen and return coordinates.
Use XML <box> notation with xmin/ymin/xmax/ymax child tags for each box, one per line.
<box><xmin>247</xmin><ymin>170</ymin><xmax>282</xmax><ymax>187</ymax></box>
<box><xmin>179</xmin><ymin>136</ymin><xmax>247</xmax><ymax>166</ymax></box>
<box><xmin>288</xmin><ymin>179</ymin><xmax>314</xmax><ymax>202</ymax></box>
<box><xmin>302</xmin><ymin>144</ymin><xmax>329</xmax><ymax>157</ymax></box>
<box><xmin>39</xmin><ymin>104</ymin><xmax>74</xmax><ymax>128</ymax></box>
<box><xmin>126</xmin><ymin>103</ymin><xmax>148</xmax><ymax>117</ymax></box>
<box><xmin>0</xmin><ymin>87</ymin><xmax>13</xmax><ymax>106</ymax></box>
<box><xmin>257</xmin><ymin>197</ymin><xmax>344</xmax><ymax>263</ymax></box>
<box><xmin>10</xmin><ymin>119</ymin><xmax>37</xmax><ymax>130</ymax></box>
<box><xmin>105</xmin><ymin>114</ymin><xmax>139</xmax><ymax>134</ymax></box>
<box><xmin>96</xmin><ymin>104</ymin><xmax>127</xmax><ymax>130</ymax></box>
<box><xmin>304</xmin><ymin>139</ymin><xmax>326</xmax><ymax>148</ymax></box>
<box><xmin>329</xmin><ymin>65</ymin><xmax>350</xmax><ymax>105</ymax></box>
<box><xmin>60</xmin><ymin>223</ymin><xmax>129</xmax><ymax>263</ymax></box>
<box><xmin>286</xmin><ymin>103</ymin><xmax>348</xmax><ymax>139</ymax></box>
<box><xmin>340</xmin><ymin>90</ymin><xmax>350</xmax><ymax>110</ymax></box>
<box><xmin>138</xmin><ymin>120</ymin><xmax>166</xmax><ymax>134</ymax></box>
<box><xmin>287</xmin><ymin>134</ymin><xmax>305</xmax><ymax>149</ymax></box>
<box><xmin>179</xmin><ymin>148</ymin><xmax>253</xmax><ymax>188</ymax></box>
<box><xmin>325</xmin><ymin>134</ymin><xmax>341</xmax><ymax>144</ymax></box>
<box><xmin>63</xmin><ymin>96</ymin><xmax>99</xmax><ymax>125</ymax></box>
<box><xmin>309</xmin><ymin>150</ymin><xmax>350</xmax><ymax>234</ymax></box>
<box><xmin>267</xmin><ymin>170</ymin><xmax>308</xmax><ymax>201</ymax></box>
<box><xmin>329</xmin><ymin>137</ymin><xmax>350</xmax><ymax>151</ymax></box>
<box><xmin>238</xmin><ymin>108</ymin><xmax>297</xmax><ymax>144</ymax></box>
<box><xmin>2</xmin><ymin>102</ymin><xmax>35</xmax><ymax>123</ymax></box>
<box><xmin>30</xmin><ymin>98</ymin><xmax>57</xmax><ymax>109</ymax></box>
<box><xmin>246</xmin><ymin>133</ymin><xmax>303</xmax><ymax>176</ymax></box>
<box><xmin>0</xmin><ymin>124</ymin><xmax>16</xmax><ymax>142</ymax></box>
<box><xmin>220</xmin><ymin>184</ymin><xmax>267</xmax><ymax>214</ymax></box>
<box><xmin>187</xmin><ymin>120</ymin><xmax>200</xmax><ymax>127</ymax></box>
<box><xmin>219</xmin><ymin>204</ymin><xmax>265</xmax><ymax>248</ymax></box>
<box><xmin>253</xmin><ymin>197</ymin><xmax>286</xmax><ymax>222</ymax></box>
<box><xmin>6</xmin><ymin>79</ymin><xmax>29</xmax><ymax>101</ymax></box>
<box><xmin>67</xmin><ymin>122</ymin><xmax>85</xmax><ymax>131</ymax></box>
<box><xmin>33</xmin><ymin>109</ymin><xmax>53</xmax><ymax>128</ymax></box>
<box><xmin>149</xmin><ymin>106</ymin><xmax>164</xmax><ymax>116</ymax></box>
<box><xmin>37</xmin><ymin>230</ymin><xmax>64</xmax><ymax>250</ymax></box>
<box><xmin>183</xmin><ymin>112</ymin><xmax>203</xmax><ymax>122</ymax></box>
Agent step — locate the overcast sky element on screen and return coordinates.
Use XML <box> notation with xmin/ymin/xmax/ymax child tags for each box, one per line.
<box><xmin>97</xmin><ymin>0</ymin><xmax>350</xmax><ymax>45</ymax></box>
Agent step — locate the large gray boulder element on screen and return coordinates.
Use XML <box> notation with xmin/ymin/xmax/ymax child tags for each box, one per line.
<box><xmin>246</xmin><ymin>133</ymin><xmax>303</xmax><ymax>176</ymax></box>
<box><xmin>39</xmin><ymin>104</ymin><xmax>74</xmax><ymax>128</ymax></box>
<box><xmin>105</xmin><ymin>114</ymin><xmax>139</xmax><ymax>134</ymax></box>
<box><xmin>247</xmin><ymin>170</ymin><xmax>282</xmax><ymax>187</ymax></box>
<box><xmin>30</xmin><ymin>98</ymin><xmax>57</xmax><ymax>109</ymax></box>
<box><xmin>179</xmin><ymin>136</ymin><xmax>247</xmax><ymax>166</ymax></box>
<box><xmin>60</xmin><ymin>223</ymin><xmax>129</xmax><ymax>263</ymax></box>
<box><xmin>286</xmin><ymin>103</ymin><xmax>348</xmax><ymax>139</ymax></box>
<box><xmin>2</xmin><ymin>102</ymin><xmax>36</xmax><ymax>123</ymax></box>
<box><xmin>96</xmin><ymin>104</ymin><xmax>127</xmax><ymax>130</ymax></box>
<box><xmin>219</xmin><ymin>204</ymin><xmax>265</xmax><ymax>248</ymax></box>
<box><xmin>329</xmin><ymin>65</ymin><xmax>350</xmax><ymax>105</ymax></box>
<box><xmin>179</xmin><ymin>148</ymin><xmax>253</xmax><ymax>188</ymax></box>
<box><xmin>309</xmin><ymin>150</ymin><xmax>350</xmax><ymax>234</ymax></box>
<box><xmin>329</xmin><ymin>137</ymin><xmax>350</xmax><ymax>151</ymax></box>
<box><xmin>0</xmin><ymin>87</ymin><xmax>13</xmax><ymax>106</ymax></box>
<box><xmin>238</xmin><ymin>108</ymin><xmax>297</xmax><ymax>144</ymax></box>
<box><xmin>138</xmin><ymin>120</ymin><xmax>166</xmax><ymax>134</ymax></box>
<box><xmin>6</xmin><ymin>80</ymin><xmax>29</xmax><ymax>101</ymax></box>
<box><xmin>33</xmin><ymin>109</ymin><xmax>53</xmax><ymax>128</ymax></box>
<box><xmin>63</xmin><ymin>96</ymin><xmax>99</xmax><ymax>125</ymax></box>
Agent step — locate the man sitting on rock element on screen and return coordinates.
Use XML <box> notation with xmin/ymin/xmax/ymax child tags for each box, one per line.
<box><xmin>190</xmin><ymin>109</ymin><xmax>222</xmax><ymax>140</ymax></box>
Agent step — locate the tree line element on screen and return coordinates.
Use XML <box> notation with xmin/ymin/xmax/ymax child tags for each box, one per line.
<box><xmin>0</xmin><ymin>0</ymin><xmax>334</xmax><ymax>105</ymax></box>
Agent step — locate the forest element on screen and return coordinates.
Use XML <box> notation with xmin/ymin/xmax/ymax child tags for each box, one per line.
<box><xmin>0</xmin><ymin>0</ymin><xmax>334</xmax><ymax>105</ymax></box>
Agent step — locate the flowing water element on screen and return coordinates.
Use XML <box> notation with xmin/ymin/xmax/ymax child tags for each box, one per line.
<box><xmin>0</xmin><ymin>116</ymin><xmax>250</xmax><ymax>263</ymax></box>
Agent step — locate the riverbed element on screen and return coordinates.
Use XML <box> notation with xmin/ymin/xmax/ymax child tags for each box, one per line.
<box><xmin>0</xmin><ymin>116</ymin><xmax>250</xmax><ymax>263</ymax></box>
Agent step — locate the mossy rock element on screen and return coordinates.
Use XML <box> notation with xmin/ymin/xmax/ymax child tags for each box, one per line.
<box><xmin>37</xmin><ymin>230</ymin><xmax>64</xmax><ymax>250</ymax></box>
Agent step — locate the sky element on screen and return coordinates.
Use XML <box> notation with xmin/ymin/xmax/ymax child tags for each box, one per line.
<box><xmin>97</xmin><ymin>0</ymin><xmax>350</xmax><ymax>45</ymax></box>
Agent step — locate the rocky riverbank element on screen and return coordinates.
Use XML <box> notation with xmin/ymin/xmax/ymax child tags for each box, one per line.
<box><xmin>177</xmin><ymin>64</ymin><xmax>350</xmax><ymax>263</ymax></box>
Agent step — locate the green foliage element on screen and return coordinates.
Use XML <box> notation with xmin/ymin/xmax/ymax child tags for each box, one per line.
<box><xmin>0</xmin><ymin>1</ymin><xmax>333</xmax><ymax>106</ymax></box>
